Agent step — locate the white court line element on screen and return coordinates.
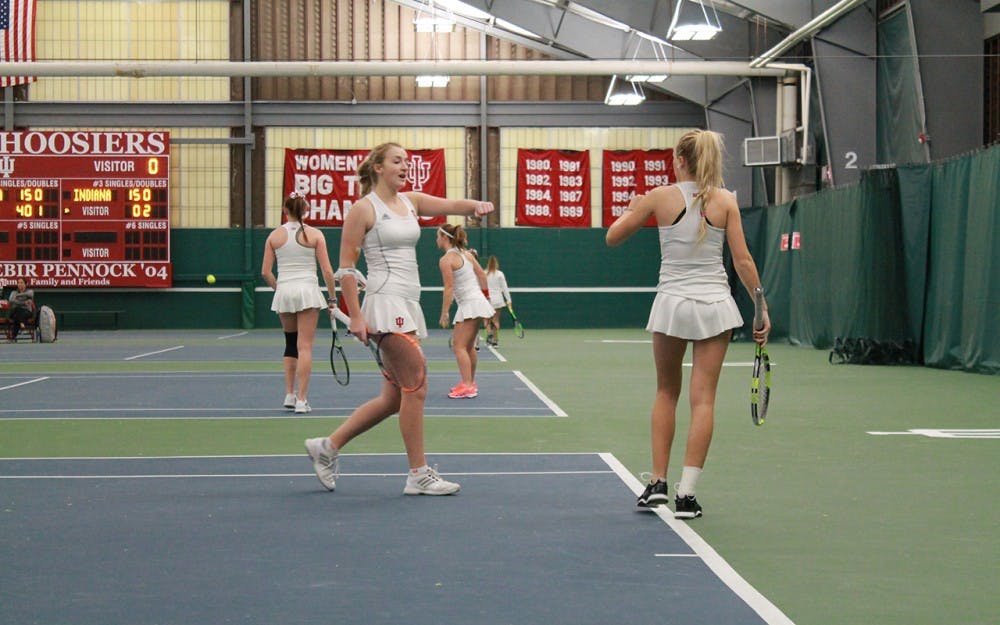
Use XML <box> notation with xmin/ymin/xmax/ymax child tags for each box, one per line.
<box><xmin>655</xmin><ymin>553</ymin><xmax>700</xmax><ymax>557</ymax></box>
<box><xmin>485</xmin><ymin>344</ymin><xmax>507</xmax><ymax>362</ymax></box>
<box><xmin>217</xmin><ymin>331</ymin><xmax>248</xmax><ymax>340</ymax></box>
<box><xmin>0</xmin><ymin>376</ymin><xmax>49</xmax><ymax>391</ymax></box>
<box><xmin>124</xmin><ymin>345</ymin><xmax>185</xmax><ymax>360</ymax></box>
<box><xmin>513</xmin><ymin>370</ymin><xmax>567</xmax><ymax>417</ymax></box>
<box><xmin>600</xmin><ymin>452</ymin><xmax>796</xmax><ymax>625</ymax></box>
<box><xmin>589</xmin><ymin>339</ymin><xmax>651</xmax><ymax>344</ymax></box>
<box><xmin>868</xmin><ymin>429</ymin><xmax>1000</xmax><ymax>439</ymax></box>
<box><xmin>0</xmin><ymin>469</ymin><xmax>614</xmax><ymax>480</ymax></box>
<box><xmin>1</xmin><ymin>451</ymin><xmax>609</xmax><ymax>460</ymax></box>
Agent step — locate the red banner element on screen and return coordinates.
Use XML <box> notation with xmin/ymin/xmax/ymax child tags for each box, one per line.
<box><xmin>515</xmin><ymin>149</ymin><xmax>590</xmax><ymax>227</ymax></box>
<box><xmin>601</xmin><ymin>149</ymin><xmax>674</xmax><ymax>227</ymax></box>
<box><xmin>283</xmin><ymin>148</ymin><xmax>447</xmax><ymax>227</ymax></box>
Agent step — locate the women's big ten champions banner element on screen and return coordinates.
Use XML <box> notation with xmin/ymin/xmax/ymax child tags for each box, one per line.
<box><xmin>602</xmin><ymin>149</ymin><xmax>674</xmax><ymax>227</ymax></box>
<box><xmin>283</xmin><ymin>148</ymin><xmax>447</xmax><ymax>227</ymax></box>
<box><xmin>515</xmin><ymin>149</ymin><xmax>590</xmax><ymax>227</ymax></box>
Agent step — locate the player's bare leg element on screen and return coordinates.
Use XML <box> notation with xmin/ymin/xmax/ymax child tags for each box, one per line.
<box><xmin>293</xmin><ymin>308</ymin><xmax>319</xmax><ymax>411</ymax></box>
<box><xmin>650</xmin><ymin>333</ymin><xmax>687</xmax><ymax>480</ymax></box>
<box><xmin>686</xmin><ymin>331</ymin><xmax>729</xmax><ymax>468</ymax></box>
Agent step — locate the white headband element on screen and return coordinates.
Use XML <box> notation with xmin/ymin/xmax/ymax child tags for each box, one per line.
<box><xmin>437</xmin><ymin>227</ymin><xmax>454</xmax><ymax>239</ymax></box>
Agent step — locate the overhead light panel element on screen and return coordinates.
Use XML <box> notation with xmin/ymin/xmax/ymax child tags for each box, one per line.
<box><xmin>416</xmin><ymin>75</ymin><xmax>450</xmax><ymax>88</ymax></box>
<box><xmin>667</xmin><ymin>0</ymin><xmax>722</xmax><ymax>41</ymax></box>
<box><xmin>414</xmin><ymin>16</ymin><xmax>455</xmax><ymax>33</ymax></box>
<box><xmin>626</xmin><ymin>74</ymin><xmax>668</xmax><ymax>84</ymax></box>
<box><xmin>414</xmin><ymin>1</ymin><xmax>455</xmax><ymax>33</ymax></box>
<box><xmin>605</xmin><ymin>76</ymin><xmax>645</xmax><ymax>106</ymax></box>
<box><xmin>624</xmin><ymin>34</ymin><xmax>669</xmax><ymax>84</ymax></box>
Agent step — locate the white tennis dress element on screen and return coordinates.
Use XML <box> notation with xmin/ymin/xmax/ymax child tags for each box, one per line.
<box><xmin>486</xmin><ymin>269</ymin><xmax>512</xmax><ymax>309</ymax></box>
<box><xmin>359</xmin><ymin>192</ymin><xmax>428</xmax><ymax>338</ymax></box>
<box><xmin>447</xmin><ymin>248</ymin><xmax>495</xmax><ymax>323</ymax></box>
<box><xmin>270</xmin><ymin>221</ymin><xmax>327</xmax><ymax>313</ymax></box>
<box><xmin>646</xmin><ymin>181</ymin><xmax>743</xmax><ymax>340</ymax></box>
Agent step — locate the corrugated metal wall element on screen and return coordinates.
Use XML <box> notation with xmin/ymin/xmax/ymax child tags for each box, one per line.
<box><xmin>250</xmin><ymin>0</ymin><xmax>612</xmax><ymax>103</ymax></box>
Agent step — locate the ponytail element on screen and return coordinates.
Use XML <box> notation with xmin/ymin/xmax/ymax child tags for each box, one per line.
<box><xmin>675</xmin><ymin>130</ymin><xmax>725</xmax><ymax>242</ymax></box>
<box><xmin>284</xmin><ymin>193</ymin><xmax>309</xmax><ymax>221</ymax></box>
<box><xmin>439</xmin><ymin>223</ymin><xmax>468</xmax><ymax>249</ymax></box>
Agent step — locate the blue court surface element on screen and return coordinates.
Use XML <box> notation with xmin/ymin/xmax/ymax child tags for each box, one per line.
<box><xmin>0</xmin><ymin>329</ymin><xmax>502</xmax><ymax>364</ymax></box>
<box><xmin>0</xmin><ymin>370</ymin><xmax>564</xmax><ymax>418</ymax></box>
<box><xmin>0</xmin><ymin>453</ymin><xmax>792</xmax><ymax>625</ymax></box>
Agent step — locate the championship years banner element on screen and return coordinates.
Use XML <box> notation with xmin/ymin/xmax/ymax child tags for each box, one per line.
<box><xmin>515</xmin><ymin>149</ymin><xmax>590</xmax><ymax>227</ymax></box>
<box><xmin>283</xmin><ymin>148</ymin><xmax>447</xmax><ymax>227</ymax></box>
<box><xmin>601</xmin><ymin>149</ymin><xmax>674</xmax><ymax>227</ymax></box>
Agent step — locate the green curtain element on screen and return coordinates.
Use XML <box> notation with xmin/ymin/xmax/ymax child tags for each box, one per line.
<box><xmin>924</xmin><ymin>147</ymin><xmax>1000</xmax><ymax>372</ymax></box>
<box><xmin>785</xmin><ymin>171</ymin><xmax>909</xmax><ymax>348</ymax></box>
<box><xmin>759</xmin><ymin>201</ymin><xmax>795</xmax><ymax>341</ymax></box>
<box><xmin>876</xmin><ymin>8</ymin><xmax>928</xmax><ymax>166</ymax></box>
<box><xmin>896</xmin><ymin>164</ymin><xmax>933</xmax><ymax>347</ymax></box>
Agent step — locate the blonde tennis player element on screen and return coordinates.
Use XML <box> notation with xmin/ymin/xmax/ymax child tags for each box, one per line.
<box><xmin>305</xmin><ymin>142</ymin><xmax>493</xmax><ymax>496</ymax></box>
<box><xmin>607</xmin><ymin>130</ymin><xmax>770</xmax><ymax>518</ymax></box>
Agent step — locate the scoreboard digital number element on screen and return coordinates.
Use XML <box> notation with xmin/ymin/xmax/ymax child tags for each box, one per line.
<box><xmin>0</xmin><ymin>130</ymin><xmax>171</xmax><ymax>288</ymax></box>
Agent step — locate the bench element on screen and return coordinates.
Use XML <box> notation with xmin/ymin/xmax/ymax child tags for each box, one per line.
<box><xmin>56</xmin><ymin>310</ymin><xmax>125</xmax><ymax>330</ymax></box>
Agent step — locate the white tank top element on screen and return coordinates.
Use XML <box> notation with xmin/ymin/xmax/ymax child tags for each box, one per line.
<box><xmin>275</xmin><ymin>221</ymin><xmax>318</xmax><ymax>284</ymax></box>
<box><xmin>447</xmin><ymin>248</ymin><xmax>481</xmax><ymax>305</ymax></box>
<box><xmin>361</xmin><ymin>192</ymin><xmax>421</xmax><ymax>300</ymax></box>
<box><xmin>656</xmin><ymin>181</ymin><xmax>731</xmax><ymax>303</ymax></box>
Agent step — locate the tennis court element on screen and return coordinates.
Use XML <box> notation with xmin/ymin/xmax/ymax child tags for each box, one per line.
<box><xmin>1</xmin><ymin>328</ymin><xmax>997</xmax><ymax>625</ymax></box>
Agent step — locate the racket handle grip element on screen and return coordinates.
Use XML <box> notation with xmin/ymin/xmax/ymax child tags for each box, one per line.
<box><xmin>331</xmin><ymin>308</ymin><xmax>351</xmax><ymax>326</ymax></box>
<box><xmin>752</xmin><ymin>287</ymin><xmax>765</xmax><ymax>331</ymax></box>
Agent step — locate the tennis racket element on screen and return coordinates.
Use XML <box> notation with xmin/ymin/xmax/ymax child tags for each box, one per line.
<box><xmin>750</xmin><ymin>287</ymin><xmax>771</xmax><ymax>426</ymax></box>
<box><xmin>331</xmin><ymin>309</ymin><xmax>427</xmax><ymax>393</ymax></box>
<box><xmin>328</xmin><ymin>307</ymin><xmax>350</xmax><ymax>386</ymax></box>
<box><xmin>507</xmin><ymin>304</ymin><xmax>525</xmax><ymax>339</ymax></box>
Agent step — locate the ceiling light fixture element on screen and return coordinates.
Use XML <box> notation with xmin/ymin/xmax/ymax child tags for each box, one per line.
<box><xmin>415</xmin><ymin>75</ymin><xmax>450</xmax><ymax>88</ymax></box>
<box><xmin>414</xmin><ymin>1</ymin><xmax>456</xmax><ymax>33</ymax></box>
<box><xmin>667</xmin><ymin>0</ymin><xmax>722</xmax><ymax>41</ymax></box>
<box><xmin>625</xmin><ymin>36</ymin><xmax>669</xmax><ymax>84</ymax></box>
<box><xmin>605</xmin><ymin>75</ymin><xmax>645</xmax><ymax>106</ymax></box>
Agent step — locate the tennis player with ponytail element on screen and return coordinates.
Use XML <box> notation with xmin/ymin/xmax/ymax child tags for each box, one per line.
<box><xmin>436</xmin><ymin>223</ymin><xmax>495</xmax><ymax>399</ymax></box>
<box><xmin>606</xmin><ymin>130</ymin><xmax>770</xmax><ymax>518</ymax></box>
<box><xmin>261</xmin><ymin>192</ymin><xmax>337</xmax><ymax>415</ymax></box>
<box><xmin>304</xmin><ymin>142</ymin><xmax>493</xmax><ymax>496</ymax></box>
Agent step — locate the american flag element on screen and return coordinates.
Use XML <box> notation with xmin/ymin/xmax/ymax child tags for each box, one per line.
<box><xmin>0</xmin><ymin>0</ymin><xmax>37</xmax><ymax>87</ymax></box>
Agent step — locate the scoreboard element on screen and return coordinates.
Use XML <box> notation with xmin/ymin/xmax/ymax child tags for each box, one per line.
<box><xmin>0</xmin><ymin>130</ymin><xmax>171</xmax><ymax>288</ymax></box>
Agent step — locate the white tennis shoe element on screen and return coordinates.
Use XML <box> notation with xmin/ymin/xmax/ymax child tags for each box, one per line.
<box><xmin>294</xmin><ymin>399</ymin><xmax>311</xmax><ymax>414</ymax></box>
<box><xmin>283</xmin><ymin>393</ymin><xmax>296</xmax><ymax>409</ymax></box>
<box><xmin>304</xmin><ymin>437</ymin><xmax>339</xmax><ymax>491</ymax></box>
<box><xmin>404</xmin><ymin>466</ymin><xmax>460</xmax><ymax>495</ymax></box>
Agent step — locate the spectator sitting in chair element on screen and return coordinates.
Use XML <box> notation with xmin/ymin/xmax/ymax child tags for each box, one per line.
<box><xmin>7</xmin><ymin>278</ymin><xmax>36</xmax><ymax>340</ymax></box>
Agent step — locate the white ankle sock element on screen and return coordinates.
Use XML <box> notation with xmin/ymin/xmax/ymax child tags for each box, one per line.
<box><xmin>676</xmin><ymin>466</ymin><xmax>702</xmax><ymax>497</ymax></box>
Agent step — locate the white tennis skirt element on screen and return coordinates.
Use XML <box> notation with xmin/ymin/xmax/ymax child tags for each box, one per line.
<box><xmin>453</xmin><ymin>296</ymin><xmax>495</xmax><ymax>324</ymax></box>
<box><xmin>271</xmin><ymin>281</ymin><xmax>326</xmax><ymax>314</ymax></box>
<box><xmin>646</xmin><ymin>292</ymin><xmax>743</xmax><ymax>340</ymax></box>
<box><xmin>362</xmin><ymin>293</ymin><xmax>428</xmax><ymax>339</ymax></box>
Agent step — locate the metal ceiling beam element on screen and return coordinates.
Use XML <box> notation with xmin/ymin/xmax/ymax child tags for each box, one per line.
<box><xmin>0</xmin><ymin>60</ymin><xmax>788</xmax><ymax>78</ymax></box>
<box><xmin>750</xmin><ymin>0</ymin><xmax>869</xmax><ymax>67</ymax></box>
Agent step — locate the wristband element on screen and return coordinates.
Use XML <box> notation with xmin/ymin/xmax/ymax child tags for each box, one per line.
<box><xmin>334</xmin><ymin>267</ymin><xmax>367</xmax><ymax>288</ymax></box>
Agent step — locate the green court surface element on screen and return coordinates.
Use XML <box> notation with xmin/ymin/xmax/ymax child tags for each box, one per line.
<box><xmin>1</xmin><ymin>329</ymin><xmax>998</xmax><ymax>625</ymax></box>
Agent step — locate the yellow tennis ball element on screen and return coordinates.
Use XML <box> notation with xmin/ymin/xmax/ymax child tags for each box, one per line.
<box><xmin>206</xmin><ymin>274</ymin><xmax>216</xmax><ymax>284</ymax></box>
